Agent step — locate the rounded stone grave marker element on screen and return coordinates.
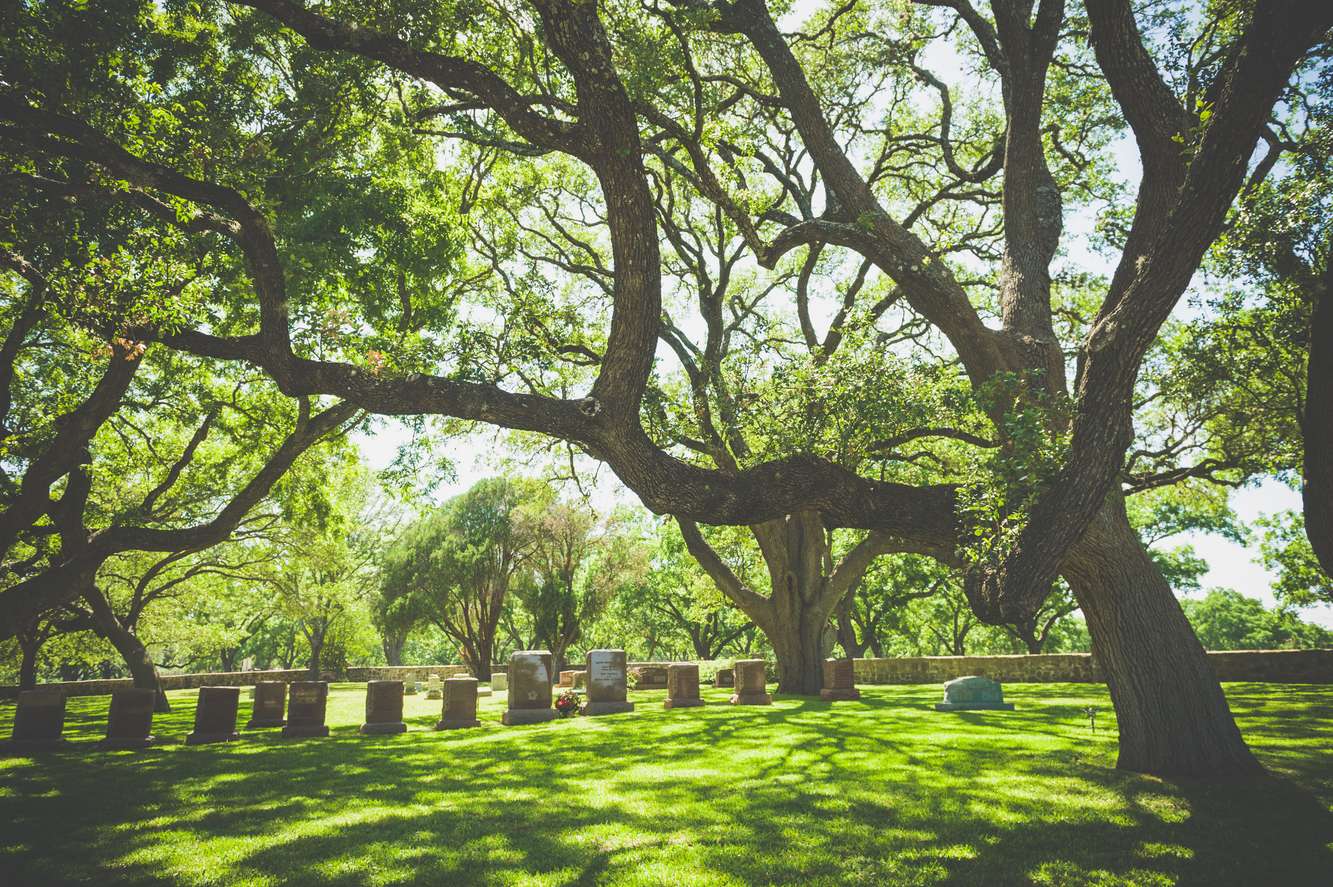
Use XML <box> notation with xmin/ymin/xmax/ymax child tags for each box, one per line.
<box><xmin>4</xmin><ymin>688</ymin><xmax>69</xmax><ymax>752</ymax></box>
<box><xmin>584</xmin><ymin>649</ymin><xmax>634</xmax><ymax>716</ymax></box>
<box><xmin>99</xmin><ymin>687</ymin><xmax>158</xmax><ymax>750</ymax></box>
<box><xmin>934</xmin><ymin>675</ymin><xmax>1015</xmax><ymax>711</ymax></box>
<box><xmin>714</xmin><ymin>666</ymin><xmax>734</xmax><ymax>688</ymax></box>
<box><xmin>819</xmin><ymin>659</ymin><xmax>861</xmax><ymax>701</ymax></box>
<box><xmin>360</xmin><ymin>680</ymin><xmax>407</xmax><ymax>734</ymax></box>
<box><xmin>436</xmin><ymin>676</ymin><xmax>481</xmax><ymax>730</ymax></box>
<box><xmin>664</xmin><ymin>663</ymin><xmax>705</xmax><ymax>709</ymax></box>
<box><xmin>247</xmin><ymin>681</ymin><xmax>287</xmax><ymax>728</ymax></box>
<box><xmin>501</xmin><ymin>650</ymin><xmax>557</xmax><ymax>726</ymax></box>
<box><xmin>729</xmin><ymin>659</ymin><xmax>772</xmax><ymax>705</ymax></box>
<box><xmin>186</xmin><ymin>686</ymin><xmax>241</xmax><ymax>745</ymax></box>
<box><xmin>282</xmin><ymin>681</ymin><xmax>331</xmax><ymax>737</ymax></box>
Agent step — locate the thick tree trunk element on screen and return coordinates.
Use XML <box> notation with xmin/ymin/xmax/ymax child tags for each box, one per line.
<box><xmin>461</xmin><ymin>633</ymin><xmax>494</xmax><ymax>681</ymax></box>
<box><xmin>382</xmin><ymin>632</ymin><xmax>406</xmax><ymax>667</ymax></box>
<box><xmin>680</xmin><ymin>513</ymin><xmax>888</xmax><ymax>695</ymax></box>
<box><xmin>1303</xmin><ymin>281</ymin><xmax>1332</xmax><ymax>576</ymax></box>
<box><xmin>550</xmin><ymin>639</ymin><xmax>570</xmax><ymax>681</ymax></box>
<box><xmin>1062</xmin><ymin>496</ymin><xmax>1262</xmax><ymax>779</ymax></box>
<box><xmin>689</xmin><ymin>628</ymin><xmax>713</xmax><ymax>661</ymax></box>
<box><xmin>19</xmin><ymin>641</ymin><xmax>38</xmax><ymax>689</ymax></box>
<box><xmin>768</xmin><ymin>610</ymin><xmax>828</xmax><ymax>694</ymax></box>
<box><xmin>306</xmin><ymin>630</ymin><xmax>324</xmax><ymax>681</ymax></box>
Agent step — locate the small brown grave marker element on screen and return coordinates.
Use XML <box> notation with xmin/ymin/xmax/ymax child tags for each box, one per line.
<box><xmin>436</xmin><ymin>676</ymin><xmax>481</xmax><ymax>730</ymax></box>
<box><xmin>664</xmin><ymin>663</ymin><xmax>705</xmax><ymax>709</ymax></box>
<box><xmin>729</xmin><ymin>659</ymin><xmax>772</xmax><ymax>705</ymax></box>
<box><xmin>247</xmin><ymin>681</ymin><xmax>287</xmax><ymax>728</ymax></box>
<box><xmin>819</xmin><ymin>659</ymin><xmax>861</xmax><ymax>701</ymax></box>
<box><xmin>186</xmin><ymin>686</ymin><xmax>241</xmax><ymax>745</ymax></box>
<box><xmin>282</xmin><ymin>681</ymin><xmax>330</xmax><ymax>738</ymax></box>
<box><xmin>360</xmin><ymin>680</ymin><xmax>407</xmax><ymax>734</ymax></box>
<box><xmin>99</xmin><ymin>687</ymin><xmax>157</xmax><ymax>750</ymax></box>
<box><xmin>4</xmin><ymin>688</ymin><xmax>69</xmax><ymax>752</ymax></box>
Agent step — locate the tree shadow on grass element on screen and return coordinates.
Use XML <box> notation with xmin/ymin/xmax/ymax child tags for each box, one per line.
<box><xmin>1</xmin><ymin>684</ymin><xmax>1329</xmax><ymax>886</ymax></box>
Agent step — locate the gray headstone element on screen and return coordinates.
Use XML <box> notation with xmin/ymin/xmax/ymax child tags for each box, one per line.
<box><xmin>584</xmin><ymin>649</ymin><xmax>634</xmax><ymax>716</ymax></box>
<box><xmin>100</xmin><ymin>687</ymin><xmax>158</xmax><ymax>749</ymax></box>
<box><xmin>283</xmin><ymin>681</ymin><xmax>331</xmax><ymax>737</ymax></box>
<box><xmin>935</xmin><ymin>675</ymin><xmax>1015</xmax><ymax>711</ymax></box>
<box><xmin>502</xmin><ymin>650</ymin><xmax>556</xmax><ymax>725</ymax></box>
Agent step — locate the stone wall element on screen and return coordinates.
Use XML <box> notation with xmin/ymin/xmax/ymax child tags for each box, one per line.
<box><xmin>345</xmin><ymin>665</ymin><xmax>472</xmax><ymax>683</ymax></box>
<box><xmin>0</xmin><ymin>668</ymin><xmax>309</xmax><ymax>700</ymax></box>
<box><xmin>852</xmin><ymin>649</ymin><xmax>1333</xmax><ymax>685</ymax></box>
<box><xmin>7</xmin><ymin>649</ymin><xmax>1326</xmax><ymax>700</ymax></box>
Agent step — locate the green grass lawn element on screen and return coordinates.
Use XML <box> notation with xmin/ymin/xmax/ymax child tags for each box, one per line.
<box><xmin>1</xmin><ymin>682</ymin><xmax>1330</xmax><ymax>886</ymax></box>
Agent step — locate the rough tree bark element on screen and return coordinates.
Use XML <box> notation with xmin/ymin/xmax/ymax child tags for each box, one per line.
<box><xmin>1062</xmin><ymin>496</ymin><xmax>1262</xmax><ymax>778</ymax></box>
<box><xmin>1303</xmin><ymin>266</ymin><xmax>1332</xmax><ymax>575</ymax></box>
<box><xmin>381</xmin><ymin>630</ymin><xmax>407</xmax><ymax>667</ymax></box>
<box><xmin>304</xmin><ymin>621</ymin><xmax>327</xmax><ymax>681</ymax></box>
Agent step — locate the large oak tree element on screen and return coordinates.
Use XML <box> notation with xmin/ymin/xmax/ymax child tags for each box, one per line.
<box><xmin>1</xmin><ymin>0</ymin><xmax>1328</xmax><ymax>779</ymax></box>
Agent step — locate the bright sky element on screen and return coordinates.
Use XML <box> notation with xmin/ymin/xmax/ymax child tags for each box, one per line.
<box><xmin>357</xmin><ymin>0</ymin><xmax>1333</xmax><ymax>630</ymax></box>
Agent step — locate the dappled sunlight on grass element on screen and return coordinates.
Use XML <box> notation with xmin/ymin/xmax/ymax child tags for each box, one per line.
<box><xmin>0</xmin><ymin>682</ymin><xmax>1330</xmax><ymax>885</ymax></box>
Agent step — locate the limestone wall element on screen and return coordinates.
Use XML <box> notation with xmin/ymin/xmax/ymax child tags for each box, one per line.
<box><xmin>0</xmin><ymin>668</ymin><xmax>309</xmax><ymax>700</ymax></box>
<box><xmin>6</xmin><ymin>649</ymin><xmax>1327</xmax><ymax>700</ymax></box>
<box><xmin>345</xmin><ymin>665</ymin><xmax>472</xmax><ymax>683</ymax></box>
<box><xmin>852</xmin><ymin>649</ymin><xmax>1333</xmax><ymax>685</ymax></box>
